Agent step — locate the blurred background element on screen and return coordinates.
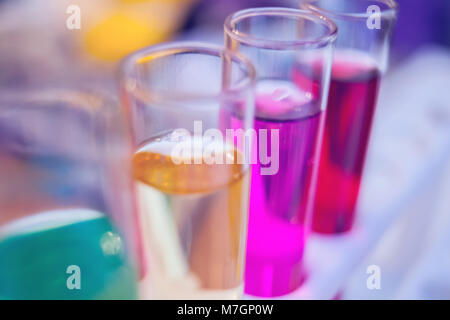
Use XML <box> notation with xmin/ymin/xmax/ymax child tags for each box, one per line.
<box><xmin>0</xmin><ymin>0</ymin><xmax>449</xmax><ymax>299</ymax></box>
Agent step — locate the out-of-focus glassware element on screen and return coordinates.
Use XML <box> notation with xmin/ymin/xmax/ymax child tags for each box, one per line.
<box><xmin>0</xmin><ymin>89</ymin><xmax>139</xmax><ymax>299</ymax></box>
<box><xmin>120</xmin><ymin>42</ymin><xmax>255</xmax><ymax>299</ymax></box>
<box><xmin>224</xmin><ymin>8</ymin><xmax>336</xmax><ymax>297</ymax></box>
<box><xmin>301</xmin><ymin>0</ymin><xmax>398</xmax><ymax>234</ymax></box>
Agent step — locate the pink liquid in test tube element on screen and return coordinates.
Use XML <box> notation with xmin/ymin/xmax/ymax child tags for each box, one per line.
<box><xmin>311</xmin><ymin>51</ymin><xmax>381</xmax><ymax>233</ymax></box>
<box><xmin>231</xmin><ymin>79</ymin><xmax>324</xmax><ymax>296</ymax></box>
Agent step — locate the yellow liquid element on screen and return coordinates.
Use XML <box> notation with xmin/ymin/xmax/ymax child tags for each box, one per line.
<box><xmin>133</xmin><ymin>136</ymin><xmax>249</xmax><ymax>299</ymax></box>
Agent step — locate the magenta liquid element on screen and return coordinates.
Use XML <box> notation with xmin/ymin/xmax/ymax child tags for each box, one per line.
<box><xmin>312</xmin><ymin>52</ymin><xmax>381</xmax><ymax>233</ymax></box>
<box><xmin>231</xmin><ymin>80</ymin><xmax>324</xmax><ymax>297</ymax></box>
